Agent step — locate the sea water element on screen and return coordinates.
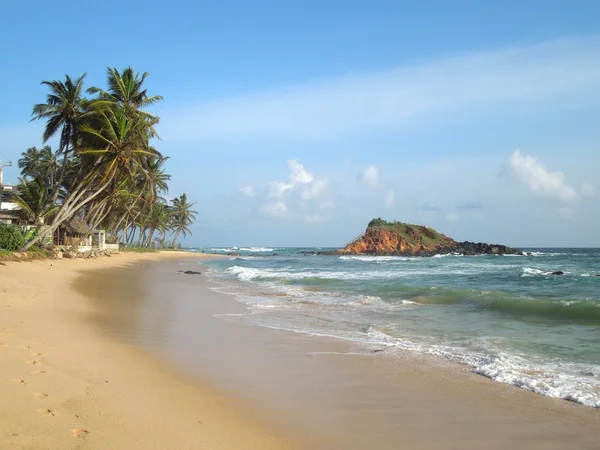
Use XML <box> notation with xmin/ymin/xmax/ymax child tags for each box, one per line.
<box><xmin>191</xmin><ymin>247</ymin><xmax>600</xmax><ymax>408</ymax></box>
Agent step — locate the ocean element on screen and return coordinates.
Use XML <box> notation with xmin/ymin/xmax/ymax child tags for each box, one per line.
<box><xmin>191</xmin><ymin>247</ymin><xmax>600</xmax><ymax>408</ymax></box>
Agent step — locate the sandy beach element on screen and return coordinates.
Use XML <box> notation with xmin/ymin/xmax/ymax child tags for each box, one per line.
<box><xmin>0</xmin><ymin>253</ymin><xmax>300</xmax><ymax>450</ymax></box>
<box><xmin>1</xmin><ymin>252</ymin><xmax>599</xmax><ymax>449</ymax></box>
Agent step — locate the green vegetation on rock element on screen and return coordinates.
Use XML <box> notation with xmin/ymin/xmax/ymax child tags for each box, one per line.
<box><xmin>366</xmin><ymin>218</ymin><xmax>449</xmax><ymax>246</ymax></box>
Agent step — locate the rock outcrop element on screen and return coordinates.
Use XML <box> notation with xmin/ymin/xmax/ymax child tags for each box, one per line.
<box><xmin>336</xmin><ymin>218</ymin><xmax>521</xmax><ymax>256</ymax></box>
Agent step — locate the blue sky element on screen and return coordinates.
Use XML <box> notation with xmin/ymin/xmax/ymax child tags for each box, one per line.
<box><xmin>1</xmin><ymin>0</ymin><xmax>599</xmax><ymax>247</ymax></box>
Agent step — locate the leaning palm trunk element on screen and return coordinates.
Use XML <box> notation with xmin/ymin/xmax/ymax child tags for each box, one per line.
<box><xmin>172</xmin><ymin>229</ymin><xmax>182</xmax><ymax>248</ymax></box>
<box><xmin>20</xmin><ymin>176</ymin><xmax>112</xmax><ymax>251</ymax></box>
<box><xmin>146</xmin><ymin>227</ymin><xmax>157</xmax><ymax>247</ymax></box>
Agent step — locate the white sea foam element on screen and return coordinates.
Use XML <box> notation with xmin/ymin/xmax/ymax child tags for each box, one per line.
<box><xmin>521</xmin><ymin>267</ymin><xmax>547</xmax><ymax>277</ymax></box>
<box><xmin>339</xmin><ymin>255</ymin><xmax>417</xmax><ymax>262</ymax></box>
<box><xmin>400</xmin><ymin>300</ymin><xmax>419</xmax><ymax>305</ymax></box>
<box><xmin>206</xmin><ymin>246</ymin><xmax>276</xmax><ymax>253</ymax></box>
<box><xmin>526</xmin><ymin>251</ymin><xmax>566</xmax><ymax>257</ymax></box>
<box><xmin>364</xmin><ymin>326</ymin><xmax>600</xmax><ymax>408</ymax></box>
<box><xmin>207</xmin><ymin>247</ymin><xmax>239</xmax><ymax>253</ymax></box>
<box><xmin>224</xmin><ymin>265</ymin><xmax>489</xmax><ymax>282</ymax></box>
<box><xmin>520</xmin><ymin>267</ymin><xmax>573</xmax><ymax>277</ymax></box>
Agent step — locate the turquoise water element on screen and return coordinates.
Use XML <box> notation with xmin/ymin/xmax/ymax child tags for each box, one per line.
<box><xmin>194</xmin><ymin>247</ymin><xmax>600</xmax><ymax>408</ymax></box>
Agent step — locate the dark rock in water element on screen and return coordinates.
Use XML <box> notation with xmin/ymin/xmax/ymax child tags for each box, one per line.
<box><xmin>227</xmin><ymin>252</ymin><xmax>240</xmax><ymax>256</ymax></box>
<box><xmin>180</xmin><ymin>270</ymin><xmax>202</xmax><ymax>275</ymax></box>
<box><xmin>550</xmin><ymin>271</ymin><xmax>564</xmax><ymax>276</ymax></box>
<box><xmin>272</xmin><ymin>253</ymin><xmax>280</xmax><ymax>256</ymax></box>
<box><xmin>596</xmin><ymin>274</ymin><xmax>600</xmax><ymax>277</ymax></box>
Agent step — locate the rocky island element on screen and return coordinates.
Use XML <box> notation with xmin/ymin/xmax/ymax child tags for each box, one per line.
<box><xmin>323</xmin><ymin>218</ymin><xmax>522</xmax><ymax>256</ymax></box>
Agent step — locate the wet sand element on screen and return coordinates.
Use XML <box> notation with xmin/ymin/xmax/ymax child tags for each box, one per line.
<box><xmin>0</xmin><ymin>253</ymin><xmax>300</xmax><ymax>449</ymax></box>
<box><xmin>78</xmin><ymin>256</ymin><xmax>600</xmax><ymax>449</ymax></box>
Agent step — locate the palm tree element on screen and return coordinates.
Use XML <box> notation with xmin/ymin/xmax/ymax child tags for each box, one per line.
<box><xmin>20</xmin><ymin>101</ymin><xmax>157</xmax><ymax>251</ymax></box>
<box><xmin>143</xmin><ymin>201</ymin><xmax>172</xmax><ymax>247</ymax></box>
<box><xmin>79</xmin><ymin>106</ymin><xmax>159</xmax><ymax>186</ymax></box>
<box><xmin>87</xmin><ymin>66</ymin><xmax>163</xmax><ymax>139</ymax></box>
<box><xmin>18</xmin><ymin>145</ymin><xmax>61</xmax><ymax>195</ymax></box>
<box><xmin>31</xmin><ymin>74</ymin><xmax>87</xmax><ymax>149</ymax></box>
<box><xmin>19</xmin><ymin>66</ymin><xmax>169</xmax><ymax>252</ymax></box>
<box><xmin>18</xmin><ymin>146</ymin><xmax>43</xmax><ymax>178</ymax></box>
<box><xmin>37</xmin><ymin>146</ymin><xmax>60</xmax><ymax>186</ymax></box>
<box><xmin>14</xmin><ymin>177</ymin><xmax>59</xmax><ymax>226</ymax></box>
<box><xmin>30</xmin><ymin>74</ymin><xmax>88</xmax><ymax>204</ymax></box>
<box><xmin>142</xmin><ymin>155</ymin><xmax>170</xmax><ymax>198</ymax></box>
<box><xmin>170</xmin><ymin>193</ymin><xmax>197</xmax><ymax>248</ymax></box>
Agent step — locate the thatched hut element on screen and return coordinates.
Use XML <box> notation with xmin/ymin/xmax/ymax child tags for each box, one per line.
<box><xmin>56</xmin><ymin>217</ymin><xmax>93</xmax><ymax>247</ymax></box>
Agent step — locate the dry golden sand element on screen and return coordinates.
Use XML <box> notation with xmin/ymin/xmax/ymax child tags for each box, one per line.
<box><xmin>0</xmin><ymin>252</ymin><xmax>300</xmax><ymax>450</ymax></box>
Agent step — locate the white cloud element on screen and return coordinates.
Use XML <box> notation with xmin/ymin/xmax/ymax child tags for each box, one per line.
<box><xmin>162</xmin><ymin>36</ymin><xmax>600</xmax><ymax>140</ymax></box>
<box><xmin>446</xmin><ymin>212</ymin><xmax>460</xmax><ymax>222</ymax></box>
<box><xmin>508</xmin><ymin>150</ymin><xmax>579</xmax><ymax>203</ymax></box>
<box><xmin>268</xmin><ymin>160</ymin><xmax>316</xmax><ymax>198</ymax></box>
<box><xmin>358</xmin><ymin>166</ymin><xmax>380</xmax><ymax>188</ymax></box>
<box><xmin>268</xmin><ymin>181</ymin><xmax>293</xmax><ymax>198</ymax></box>
<box><xmin>304</xmin><ymin>214</ymin><xmax>323</xmax><ymax>223</ymax></box>
<box><xmin>261</xmin><ymin>201</ymin><xmax>288</xmax><ymax>217</ymax></box>
<box><xmin>239</xmin><ymin>185</ymin><xmax>256</xmax><ymax>197</ymax></box>
<box><xmin>319</xmin><ymin>199</ymin><xmax>335</xmax><ymax>210</ymax></box>
<box><xmin>384</xmin><ymin>190</ymin><xmax>395</xmax><ymax>207</ymax></box>
<box><xmin>419</xmin><ymin>203</ymin><xmax>442</xmax><ymax>212</ymax></box>
<box><xmin>288</xmin><ymin>159</ymin><xmax>314</xmax><ymax>185</ymax></box>
<box><xmin>581</xmin><ymin>182</ymin><xmax>595</xmax><ymax>197</ymax></box>
<box><xmin>247</xmin><ymin>160</ymin><xmax>331</xmax><ymax>220</ymax></box>
<box><xmin>558</xmin><ymin>206</ymin><xmax>574</xmax><ymax>218</ymax></box>
<box><xmin>301</xmin><ymin>178</ymin><xmax>329</xmax><ymax>200</ymax></box>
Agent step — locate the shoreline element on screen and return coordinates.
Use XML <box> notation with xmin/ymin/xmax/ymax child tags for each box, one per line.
<box><xmin>2</xmin><ymin>252</ymin><xmax>599</xmax><ymax>449</ymax></box>
<box><xmin>0</xmin><ymin>252</ymin><xmax>301</xmax><ymax>449</ymax></box>
<box><xmin>79</xmin><ymin>255</ymin><xmax>599</xmax><ymax>449</ymax></box>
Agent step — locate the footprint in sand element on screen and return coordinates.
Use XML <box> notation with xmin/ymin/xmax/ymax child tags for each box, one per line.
<box><xmin>34</xmin><ymin>392</ymin><xmax>48</xmax><ymax>399</ymax></box>
<box><xmin>72</xmin><ymin>429</ymin><xmax>89</xmax><ymax>439</ymax></box>
<box><xmin>30</xmin><ymin>352</ymin><xmax>42</xmax><ymax>357</ymax></box>
<box><xmin>36</xmin><ymin>408</ymin><xmax>54</xmax><ymax>416</ymax></box>
<box><xmin>26</xmin><ymin>360</ymin><xmax>42</xmax><ymax>366</ymax></box>
<box><xmin>30</xmin><ymin>370</ymin><xmax>46</xmax><ymax>375</ymax></box>
<box><xmin>11</xmin><ymin>379</ymin><xmax>25</xmax><ymax>384</ymax></box>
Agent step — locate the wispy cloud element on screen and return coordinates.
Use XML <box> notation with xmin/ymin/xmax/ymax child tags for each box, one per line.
<box><xmin>384</xmin><ymin>190</ymin><xmax>395</xmax><ymax>207</ymax></box>
<box><xmin>239</xmin><ymin>185</ymin><xmax>256</xmax><ymax>197</ymax></box>
<box><xmin>261</xmin><ymin>200</ymin><xmax>287</xmax><ymax>217</ymax></box>
<box><xmin>581</xmin><ymin>182</ymin><xmax>595</xmax><ymax>197</ymax></box>
<box><xmin>445</xmin><ymin>212</ymin><xmax>460</xmax><ymax>222</ymax></box>
<box><xmin>419</xmin><ymin>203</ymin><xmax>442</xmax><ymax>212</ymax></box>
<box><xmin>162</xmin><ymin>36</ymin><xmax>600</xmax><ymax>140</ymax></box>
<box><xmin>357</xmin><ymin>165</ymin><xmax>380</xmax><ymax>188</ymax></box>
<box><xmin>457</xmin><ymin>201</ymin><xmax>484</xmax><ymax>211</ymax></box>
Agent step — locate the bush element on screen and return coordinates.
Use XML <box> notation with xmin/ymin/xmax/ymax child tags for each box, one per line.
<box><xmin>368</xmin><ymin>217</ymin><xmax>390</xmax><ymax>228</ymax></box>
<box><xmin>0</xmin><ymin>224</ymin><xmax>26</xmax><ymax>251</ymax></box>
